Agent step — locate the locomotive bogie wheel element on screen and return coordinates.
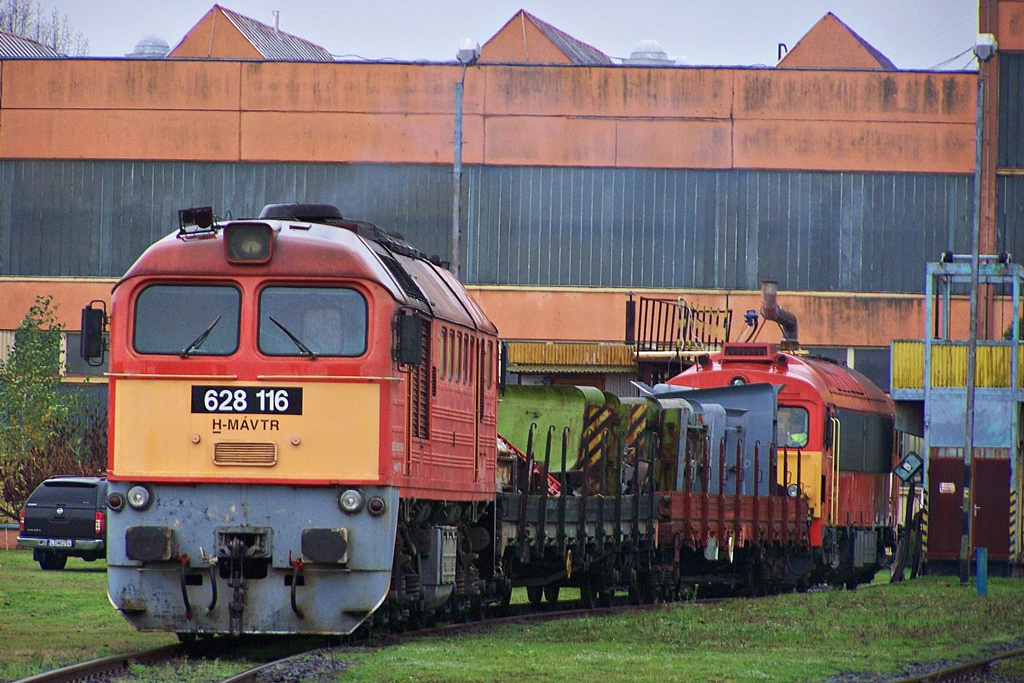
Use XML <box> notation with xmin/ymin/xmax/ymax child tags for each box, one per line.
<box><xmin>527</xmin><ymin>585</ymin><xmax>544</xmax><ymax>606</ymax></box>
<box><xmin>544</xmin><ymin>584</ymin><xmax>560</xmax><ymax>604</ymax></box>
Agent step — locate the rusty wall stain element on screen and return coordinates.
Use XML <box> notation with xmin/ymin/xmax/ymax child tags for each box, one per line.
<box><xmin>735</xmin><ymin>70</ymin><xmax>974</xmax><ymax>122</ymax></box>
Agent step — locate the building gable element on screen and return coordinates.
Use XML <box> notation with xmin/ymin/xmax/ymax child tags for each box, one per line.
<box><xmin>778</xmin><ymin>12</ymin><xmax>895</xmax><ymax>70</ymax></box>
<box><xmin>480</xmin><ymin>9</ymin><xmax>612</xmax><ymax>65</ymax></box>
<box><xmin>167</xmin><ymin>4</ymin><xmax>333</xmax><ymax>61</ymax></box>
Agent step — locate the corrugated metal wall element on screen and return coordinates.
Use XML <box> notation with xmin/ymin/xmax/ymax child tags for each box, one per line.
<box><xmin>997</xmin><ymin>176</ymin><xmax>1024</xmax><ymax>260</ymax></box>
<box><xmin>0</xmin><ymin>160</ymin><xmax>971</xmax><ymax>293</ymax></box>
<box><xmin>466</xmin><ymin>167</ymin><xmax>971</xmax><ymax>291</ymax></box>
<box><xmin>999</xmin><ymin>53</ymin><xmax>1024</xmax><ymax>168</ymax></box>
<box><xmin>998</xmin><ymin>54</ymin><xmax>1024</xmax><ymax>264</ymax></box>
<box><xmin>0</xmin><ymin>161</ymin><xmax>453</xmax><ymax>277</ymax></box>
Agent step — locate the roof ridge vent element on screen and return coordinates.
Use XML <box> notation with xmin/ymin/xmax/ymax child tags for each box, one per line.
<box><xmin>722</xmin><ymin>343</ymin><xmax>772</xmax><ymax>357</ymax></box>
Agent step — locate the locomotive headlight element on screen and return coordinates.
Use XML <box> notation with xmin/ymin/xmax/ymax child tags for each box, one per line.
<box><xmin>126</xmin><ymin>485</ymin><xmax>152</xmax><ymax>510</ymax></box>
<box><xmin>786</xmin><ymin>484</ymin><xmax>800</xmax><ymax>498</ymax></box>
<box><xmin>339</xmin><ymin>489</ymin><xmax>365</xmax><ymax>514</ymax></box>
<box><xmin>367</xmin><ymin>495</ymin><xmax>387</xmax><ymax>517</ymax></box>
<box><xmin>225</xmin><ymin>223</ymin><xmax>273</xmax><ymax>263</ymax></box>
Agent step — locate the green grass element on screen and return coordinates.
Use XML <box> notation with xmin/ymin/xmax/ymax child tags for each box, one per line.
<box><xmin>339</xmin><ymin>579</ymin><xmax>1024</xmax><ymax>682</ymax></box>
<box><xmin>0</xmin><ymin>549</ymin><xmax>176</xmax><ymax>681</ymax></box>
<box><xmin>2</xmin><ymin>547</ymin><xmax>1023</xmax><ymax>683</ymax></box>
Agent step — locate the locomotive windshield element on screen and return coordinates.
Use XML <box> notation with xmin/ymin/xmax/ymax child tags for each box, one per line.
<box><xmin>133</xmin><ymin>284</ymin><xmax>241</xmax><ymax>355</ymax></box>
<box><xmin>258</xmin><ymin>286</ymin><xmax>367</xmax><ymax>357</ymax></box>
<box><xmin>777</xmin><ymin>406</ymin><xmax>809</xmax><ymax>448</ymax></box>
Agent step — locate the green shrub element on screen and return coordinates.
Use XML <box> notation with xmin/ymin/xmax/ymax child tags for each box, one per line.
<box><xmin>0</xmin><ymin>296</ymin><xmax>106</xmax><ymax>521</ymax></box>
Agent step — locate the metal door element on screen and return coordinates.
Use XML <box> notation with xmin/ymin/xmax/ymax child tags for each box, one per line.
<box><xmin>927</xmin><ymin>457</ymin><xmax>963</xmax><ymax>560</ymax></box>
<box><xmin>973</xmin><ymin>458</ymin><xmax>1010</xmax><ymax>560</ymax></box>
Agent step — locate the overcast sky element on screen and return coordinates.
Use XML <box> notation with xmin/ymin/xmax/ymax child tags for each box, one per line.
<box><xmin>48</xmin><ymin>0</ymin><xmax>978</xmax><ymax>70</ymax></box>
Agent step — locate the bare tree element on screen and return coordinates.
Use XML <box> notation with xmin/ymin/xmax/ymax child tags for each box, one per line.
<box><xmin>0</xmin><ymin>0</ymin><xmax>89</xmax><ymax>55</ymax></box>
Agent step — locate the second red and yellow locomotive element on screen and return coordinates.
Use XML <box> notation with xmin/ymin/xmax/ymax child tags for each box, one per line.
<box><xmin>668</xmin><ymin>342</ymin><xmax>897</xmax><ymax>587</ymax></box>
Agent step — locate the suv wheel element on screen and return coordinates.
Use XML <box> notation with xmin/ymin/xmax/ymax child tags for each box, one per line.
<box><xmin>39</xmin><ymin>550</ymin><xmax>68</xmax><ymax>571</ymax></box>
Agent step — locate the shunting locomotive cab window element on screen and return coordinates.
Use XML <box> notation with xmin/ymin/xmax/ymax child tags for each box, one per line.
<box><xmin>134</xmin><ymin>284</ymin><xmax>241</xmax><ymax>355</ymax></box>
<box><xmin>258</xmin><ymin>287</ymin><xmax>367</xmax><ymax>357</ymax></box>
<box><xmin>777</xmin><ymin>406</ymin><xmax>809</xmax><ymax>448</ymax></box>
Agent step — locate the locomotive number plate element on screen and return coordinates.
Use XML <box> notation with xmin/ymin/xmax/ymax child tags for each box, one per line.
<box><xmin>191</xmin><ymin>386</ymin><xmax>303</xmax><ymax>415</ymax></box>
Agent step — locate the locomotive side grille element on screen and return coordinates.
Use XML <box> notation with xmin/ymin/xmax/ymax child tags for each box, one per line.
<box><xmin>213</xmin><ymin>442</ymin><xmax>278</xmax><ymax>466</ymax></box>
<box><xmin>410</xmin><ymin>321</ymin><xmax>431</xmax><ymax>440</ymax></box>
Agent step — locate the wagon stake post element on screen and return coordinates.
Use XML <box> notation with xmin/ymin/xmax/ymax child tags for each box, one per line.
<box><xmin>538</xmin><ymin>425</ymin><xmax>554</xmax><ymax>555</ymax></box>
<box><xmin>519</xmin><ymin>424</ymin><xmax>537</xmax><ymax>563</ymax></box>
<box><xmin>558</xmin><ymin>427</ymin><xmax>569</xmax><ymax>557</ymax></box>
<box><xmin>578</xmin><ymin>430</ymin><xmax>590</xmax><ymax>559</ymax></box>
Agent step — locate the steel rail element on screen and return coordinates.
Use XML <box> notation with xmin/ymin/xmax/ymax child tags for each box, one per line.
<box><xmin>14</xmin><ymin>644</ymin><xmax>182</xmax><ymax>683</ymax></box>
<box><xmin>889</xmin><ymin>645</ymin><xmax>1024</xmax><ymax>683</ymax></box>
<box><xmin>217</xmin><ymin>657</ymin><xmax>297</xmax><ymax>683</ymax></box>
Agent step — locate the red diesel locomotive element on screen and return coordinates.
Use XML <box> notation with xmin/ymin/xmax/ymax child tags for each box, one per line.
<box><xmin>668</xmin><ymin>342</ymin><xmax>897</xmax><ymax>587</ymax></box>
<box><xmin>87</xmin><ymin>204</ymin><xmax>501</xmax><ymax>636</ymax></box>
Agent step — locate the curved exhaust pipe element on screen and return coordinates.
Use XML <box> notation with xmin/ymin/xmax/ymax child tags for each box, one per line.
<box><xmin>760</xmin><ymin>281</ymin><xmax>799</xmax><ymax>349</ymax></box>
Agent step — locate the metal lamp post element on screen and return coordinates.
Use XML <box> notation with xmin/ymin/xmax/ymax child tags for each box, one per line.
<box><xmin>961</xmin><ymin>32</ymin><xmax>997</xmax><ymax>585</ymax></box>
<box><xmin>452</xmin><ymin>39</ymin><xmax>480</xmax><ymax>279</ymax></box>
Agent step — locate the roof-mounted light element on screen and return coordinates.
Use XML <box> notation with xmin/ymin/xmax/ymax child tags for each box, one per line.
<box><xmin>225</xmin><ymin>223</ymin><xmax>273</xmax><ymax>264</ymax></box>
<box><xmin>177</xmin><ymin>206</ymin><xmax>216</xmax><ymax>239</ymax></box>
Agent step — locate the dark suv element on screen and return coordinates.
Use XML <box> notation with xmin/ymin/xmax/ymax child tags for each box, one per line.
<box><xmin>18</xmin><ymin>476</ymin><xmax>107</xmax><ymax>570</ymax></box>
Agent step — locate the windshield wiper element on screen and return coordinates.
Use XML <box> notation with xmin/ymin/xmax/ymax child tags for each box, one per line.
<box><xmin>180</xmin><ymin>315</ymin><xmax>222</xmax><ymax>358</ymax></box>
<box><xmin>269</xmin><ymin>317</ymin><xmax>317</xmax><ymax>359</ymax></box>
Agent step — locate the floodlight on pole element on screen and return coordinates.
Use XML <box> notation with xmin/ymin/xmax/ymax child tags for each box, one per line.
<box><xmin>961</xmin><ymin>32</ymin><xmax>996</xmax><ymax>585</ymax></box>
<box><xmin>452</xmin><ymin>39</ymin><xmax>480</xmax><ymax>279</ymax></box>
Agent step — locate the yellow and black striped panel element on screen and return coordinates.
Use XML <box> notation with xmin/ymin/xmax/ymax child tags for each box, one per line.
<box><xmin>582</xmin><ymin>403</ymin><xmax>616</xmax><ymax>495</ymax></box>
<box><xmin>623</xmin><ymin>403</ymin><xmax>648</xmax><ymax>463</ymax></box>
<box><xmin>1010</xmin><ymin>487</ymin><xmax>1018</xmax><ymax>565</ymax></box>
<box><xmin>921</xmin><ymin>489</ymin><xmax>929</xmax><ymax>558</ymax></box>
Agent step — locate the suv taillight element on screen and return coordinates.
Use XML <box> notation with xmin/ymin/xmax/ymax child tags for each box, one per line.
<box><xmin>19</xmin><ymin>509</ymin><xmax>25</xmax><ymax>533</ymax></box>
<box><xmin>95</xmin><ymin>510</ymin><xmax>105</xmax><ymax>535</ymax></box>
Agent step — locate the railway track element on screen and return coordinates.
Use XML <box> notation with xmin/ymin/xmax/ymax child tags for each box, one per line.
<box><xmin>15</xmin><ymin>644</ymin><xmax>183</xmax><ymax>683</ymax></box>
<box><xmin>22</xmin><ymin>599</ymin><xmax>1019</xmax><ymax>683</ymax></box>
<box><xmin>14</xmin><ymin>599</ymin><xmax>657</xmax><ymax>683</ymax></box>
<box><xmin>888</xmin><ymin>645</ymin><xmax>1024</xmax><ymax>683</ymax></box>
<box><xmin>12</xmin><ymin>636</ymin><xmax>340</xmax><ymax>683</ymax></box>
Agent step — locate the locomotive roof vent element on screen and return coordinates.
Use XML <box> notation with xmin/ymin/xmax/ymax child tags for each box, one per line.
<box><xmin>259</xmin><ymin>203</ymin><xmax>345</xmax><ymax>225</ymax></box>
<box><xmin>722</xmin><ymin>343</ymin><xmax>772</xmax><ymax>358</ymax></box>
<box><xmin>378</xmin><ymin>252</ymin><xmax>428</xmax><ymax>304</ymax></box>
<box><xmin>258</xmin><ymin>203</ymin><xmax>430</xmax><ymax>263</ymax></box>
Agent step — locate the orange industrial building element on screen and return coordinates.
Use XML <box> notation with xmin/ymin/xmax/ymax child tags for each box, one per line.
<box><xmin>0</xmin><ymin>3</ymin><xmax>1011</xmax><ymax>393</ymax></box>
